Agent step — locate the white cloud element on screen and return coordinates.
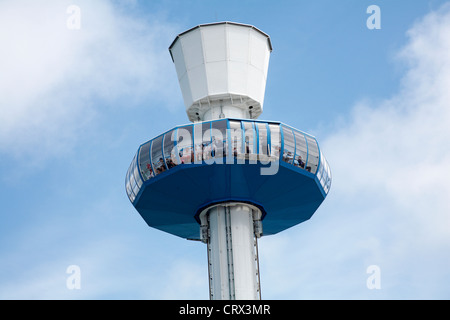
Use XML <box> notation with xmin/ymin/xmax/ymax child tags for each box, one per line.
<box><xmin>159</xmin><ymin>259</ymin><xmax>209</xmax><ymax>300</ymax></box>
<box><xmin>325</xmin><ymin>3</ymin><xmax>450</xmax><ymax>245</ymax></box>
<box><xmin>0</xmin><ymin>0</ymin><xmax>179</xmax><ymax>163</ymax></box>
<box><xmin>259</xmin><ymin>3</ymin><xmax>450</xmax><ymax>299</ymax></box>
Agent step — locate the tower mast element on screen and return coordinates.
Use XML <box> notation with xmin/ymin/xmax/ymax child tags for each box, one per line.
<box><xmin>169</xmin><ymin>22</ymin><xmax>271</xmax><ymax>299</ymax></box>
<box><xmin>125</xmin><ymin>21</ymin><xmax>332</xmax><ymax>300</ymax></box>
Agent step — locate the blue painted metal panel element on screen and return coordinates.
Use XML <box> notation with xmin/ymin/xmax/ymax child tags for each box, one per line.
<box><xmin>133</xmin><ymin>160</ymin><xmax>325</xmax><ymax>239</ymax></box>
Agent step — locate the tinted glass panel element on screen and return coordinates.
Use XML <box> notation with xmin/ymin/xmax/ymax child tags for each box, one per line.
<box><xmin>211</xmin><ymin>120</ymin><xmax>227</xmax><ymax>158</ymax></box>
<box><xmin>126</xmin><ymin>167</ymin><xmax>134</xmax><ymax>201</ymax></box>
<box><xmin>229</xmin><ymin>120</ymin><xmax>243</xmax><ymax>157</ymax></box>
<box><xmin>257</xmin><ymin>123</ymin><xmax>269</xmax><ymax>156</ymax></box>
<box><xmin>151</xmin><ymin>135</ymin><xmax>166</xmax><ymax>175</ymax></box>
<box><xmin>138</xmin><ymin>142</ymin><xmax>153</xmax><ymax>180</ymax></box>
<box><xmin>305</xmin><ymin>135</ymin><xmax>319</xmax><ymax>174</ymax></box>
<box><xmin>163</xmin><ymin>130</ymin><xmax>177</xmax><ymax>169</ymax></box>
<box><xmin>293</xmin><ymin>131</ymin><xmax>307</xmax><ymax>170</ymax></box>
<box><xmin>177</xmin><ymin>125</ymin><xmax>193</xmax><ymax>164</ymax></box>
<box><xmin>282</xmin><ymin>125</ymin><xmax>295</xmax><ymax>164</ymax></box>
<box><xmin>268</xmin><ymin>124</ymin><xmax>281</xmax><ymax>159</ymax></box>
<box><xmin>133</xmin><ymin>163</ymin><xmax>142</xmax><ymax>188</ymax></box>
<box><xmin>243</xmin><ymin>121</ymin><xmax>255</xmax><ymax>155</ymax></box>
<box><xmin>194</xmin><ymin>123</ymin><xmax>210</xmax><ymax>162</ymax></box>
<box><xmin>131</xmin><ymin>174</ymin><xmax>139</xmax><ymax>195</ymax></box>
<box><xmin>201</xmin><ymin>122</ymin><xmax>213</xmax><ymax>161</ymax></box>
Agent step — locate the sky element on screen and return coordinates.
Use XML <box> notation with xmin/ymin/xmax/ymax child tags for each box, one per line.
<box><xmin>0</xmin><ymin>0</ymin><xmax>449</xmax><ymax>300</ymax></box>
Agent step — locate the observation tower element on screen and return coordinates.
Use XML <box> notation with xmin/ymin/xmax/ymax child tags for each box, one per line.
<box><xmin>125</xmin><ymin>22</ymin><xmax>331</xmax><ymax>300</ymax></box>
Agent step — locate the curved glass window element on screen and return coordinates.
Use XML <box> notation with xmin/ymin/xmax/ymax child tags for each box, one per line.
<box><xmin>229</xmin><ymin>120</ymin><xmax>243</xmax><ymax>157</ymax></box>
<box><xmin>243</xmin><ymin>121</ymin><xmax>255</xmax><ymax>155</ymax></box>
<box><xmin>305</xmin><ymin>135</ymin><xmax>319</xmax><ymax>174</ymax></box>
<box><xmin>125</xmin><ymin>165</ymin><xmax>134</xmax><ymax>202</ymax></box>
<box><xmin>134</xmin><ymin>163</ymin><xmax>142</xmax><ymax>189</ymax></box>
<box><xmin>151</xmin><ymin>135</ymin><xmax>166</xmax><ymax>175</ymax></box>
<box><xmin>177</xmin><ymin>125</ymin><xmax>193</xmax><ymax>164</ymax></box>
<box><xmin>321</xmin><ymin>159</ymin><xmax>328</xmax><ymax>189</ymax></box>
<box><xmin>257</xmin><ymin>123</ymin><xmax>268</xmax><ymax>155</ymax></box>
<box><xmin>126</xmin><ymin>119</ymin><xmax>331</xmax><ymax>203</ymax></box>
<box><xmin>164</xmin><ymin>130</ymin><xmax>178</xmax><ymax>169</ymax></box>
<box><xmin>193</xmin><ymin>123</ymin><xmax>202</xmax><ymax>162</ymax></box>
<box><xmin>194</xmin><ymin>122</ymin><xmax>212</xmax><ymax>162</ymax></box>
<box><xmin>325</xmin><ymin>164</ymin><xmax>332</xmax><ymax>193</ymax></box>
<box><xmin>282</xmin><ymin>125</ymin><xmax>295</xmax><ymax>165</ymax></box>
<box><xmin>138</xmin><ymin>142</ymin><xmax>153</xmax><ymax>181</ymax></box>
<box><xmin>202</xmin><ymin>122</ymin><xmax>213</xmax><ymax>161</ymax></box>
<box><xmin>268</xmin><ymin>123</ymin><xmax>280</xmax><ymax>159</ymax></box>
<box><xmin>126</xmin><ymin>152</ymin><xmax>143</xmax><ymax>202</ymax></box>
<box><xmin>211</xmin><ymin>120</ymin><xmax>227</xmax><ymax>159</ymax></box>
<box><xmin>317</xmin><ymin>152</ymin><xmax>331</xmax><ymax>194</ymax></box>
<box><xmin>293</xmin><ymin>131</ymin><xmax>307</xmax><ymax>170</ymax></box>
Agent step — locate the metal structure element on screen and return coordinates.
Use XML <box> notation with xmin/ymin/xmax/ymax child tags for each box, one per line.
<box><xmin>125</xmin><ymin>22</ymin><xmax>331</xmax><ymax>300</ymax></box>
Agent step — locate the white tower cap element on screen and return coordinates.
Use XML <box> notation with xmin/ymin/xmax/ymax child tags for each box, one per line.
<box><xmin>169</xmin><ymin>22</ymin><xmax>272</xmax><ymax>122</ymax></box>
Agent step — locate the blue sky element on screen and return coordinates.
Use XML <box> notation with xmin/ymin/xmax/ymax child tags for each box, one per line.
<box><xmin>1</xmin><ymin>0</ymin><xmax>449</xmax><ymax>299</ymax></box>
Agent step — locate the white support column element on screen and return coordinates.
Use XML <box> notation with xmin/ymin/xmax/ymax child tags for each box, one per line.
<box><xmin>200</xmin><ymin>203</ymin><xmax>262</xmax><ymax>300</ymax></box>
<box><xmin>201</xmin><ymin>103</ymin><xmax>249</xmax><ymax>121</ymax></box>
